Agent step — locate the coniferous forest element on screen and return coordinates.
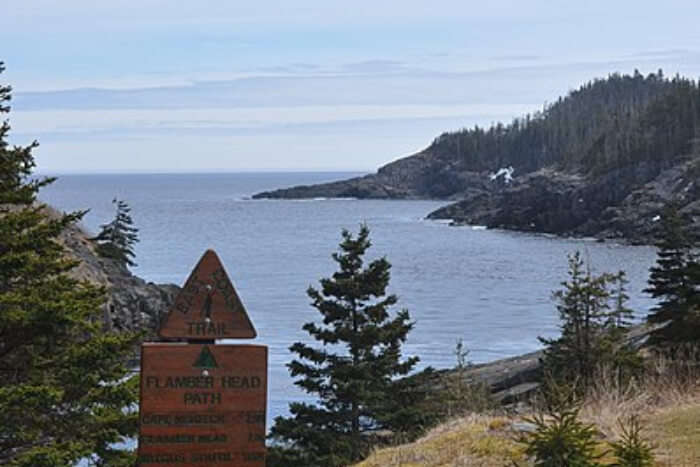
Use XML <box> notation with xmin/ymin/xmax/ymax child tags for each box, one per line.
<box><xmin>429</xmin><ymin>70</ymin><xmax>699</xmax><ymax>176</ymax></box>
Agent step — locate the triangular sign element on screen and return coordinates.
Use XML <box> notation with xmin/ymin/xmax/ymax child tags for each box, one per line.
<box><xmin>159</xmin><ymin>249</ymin><xmax>257</xmax><ymax>339</ymax></box>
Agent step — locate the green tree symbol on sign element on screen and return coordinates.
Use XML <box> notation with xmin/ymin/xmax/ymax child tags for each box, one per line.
<box><xmin>193</xmin><ymin>346</ymin><xmax>218</xmax><ymax>370</ymax></box>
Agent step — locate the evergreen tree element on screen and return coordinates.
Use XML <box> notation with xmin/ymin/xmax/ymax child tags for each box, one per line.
<box><xmin>609</xmin><ymin>271</ymin><xmax>635</xmax><ymax>330</ymax></box>
<box><xmin>540</xmin><ymin>252</ymin><xmax>639</xmax><ymax>394</ymax></box>
<box><xmin>644</xmin><ymin>202</ymin><xmax>700</xmax><ymax>348</ymax></box>
<box><xmin>519</xmin><ymin>404</ymin><xmax>603</xmax><ymax>467</ymax></box>
<box><xmin>92</xmin><ymin>198</ymin><xmax>139</xmax><ymax>268</ymax></box>
<box><xmin>268</xmin><ymin>226</ymin><xmax>419</xmax><ymax>467</ymax></box>
<box><xmin>0</xmin><ymin>63</ymin><xmax>141</xmax><ymax>466</ymax></box>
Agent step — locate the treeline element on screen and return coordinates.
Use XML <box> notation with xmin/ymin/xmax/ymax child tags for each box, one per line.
<box><xmin>430</xmin><ymin>70</ymin><xmax>700</xmax><ymax>177</ymax></box>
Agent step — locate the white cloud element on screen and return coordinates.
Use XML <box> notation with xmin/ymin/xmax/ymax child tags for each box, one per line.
<box><xmin>11</xmin><ymin>104</ymin><xmax>537</xmax><ymax>136</ymax></box>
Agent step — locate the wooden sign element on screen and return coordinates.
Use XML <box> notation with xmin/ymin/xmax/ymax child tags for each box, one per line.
<box><xmin>138</xmin><ymin>343</ymin><xmax>267</xmax><ymax>466</ymax></box>
<box><xmin>160</xmin><ymin>249</ymin><xmax>257</xmax><ymax>339</ymax></box>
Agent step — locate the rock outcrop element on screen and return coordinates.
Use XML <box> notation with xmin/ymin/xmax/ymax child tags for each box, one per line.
<box><xmin>427</xmin><ymin>156</ymin><xmax>700</xmax><ymax>244</ymax></box>
<box><xmin>430</xmin><ymin>324</ymin><xmax>658</xmax><ymax>407</ymax></box>
<box><xmin>55</xmin><ymin>209</ymin><xmax>179</xmax><ymax>335</ymax></box>
<box><xmin>252</xmin><ymin>150</ymin><xmax>494</xmax><ymax>201</ymax></box>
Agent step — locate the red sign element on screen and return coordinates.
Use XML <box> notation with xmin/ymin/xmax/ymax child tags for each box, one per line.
<box><xmin>138</xmin><ymin>344</ymin><xmax>267</xmax><ymax>466</ymax></box>
<box><xmin>160</xmin><ymin>250</ymin><xmax>257</xmax><ymax>339</ymax></box>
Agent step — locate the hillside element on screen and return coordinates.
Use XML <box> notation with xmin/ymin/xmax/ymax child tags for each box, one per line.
<box><xmin>253</xmin><ymin>71</ymin><xmax>700</xmax><ymax>243</ymax></box>
<box><xmin>50</xmin><ymin>206</ymin><xmax>179</xmax><ymax>334</ymax></box>
<box><xmin>356</xmin><ymin>403</ymin><xmax>700</xmax><ymax>466</ymax></box>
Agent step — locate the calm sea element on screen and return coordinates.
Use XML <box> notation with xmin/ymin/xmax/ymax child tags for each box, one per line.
<box><xmin>40</xmin><ymin>172</ymin><xmax>657</xmax><ymax>425</ymax></box>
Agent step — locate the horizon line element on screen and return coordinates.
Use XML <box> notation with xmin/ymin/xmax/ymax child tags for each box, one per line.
<box><xmin>36</xmin><ymin>168</ymin><xmax>374</xmax><ymax>176</ymax></box>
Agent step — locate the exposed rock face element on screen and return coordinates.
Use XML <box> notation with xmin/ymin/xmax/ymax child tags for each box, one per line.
<box><xmin>428</xmin><ymin>156</ymin><xmax>700</xmax><ymax>244</ymax></box>
<box><xmin>455</xmin><ymin>351</ymin><xmax>543</xmax><ymax>405</ymax></box>
<box><xmin>57</xmin><ymin>214</ymin><xmax>179</xmax><ymax>335</ymax></box>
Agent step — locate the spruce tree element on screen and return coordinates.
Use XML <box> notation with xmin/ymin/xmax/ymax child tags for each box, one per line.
<box><xmin>92</xmin><ymin>198</ymin><xmax>139</xmax><ymax>268</ymax></box>
<box><xmin>540</xmin><ymin>252</ymin><xmax>639</xmax><ymax>395</ymax></box>
<box><xmin>645</xmin><ymin>202</ymin><xmax>700</xmax><ymax>348</ymax></box>
<box><xmin>268</xmin><ymin>226</ymin><xmax>419</xmax><ymax>467</ymax></box>
<box><xmin>0</xmin><ymin>63</ymin><xmax>141</xmax><ymax>466</ymax></box>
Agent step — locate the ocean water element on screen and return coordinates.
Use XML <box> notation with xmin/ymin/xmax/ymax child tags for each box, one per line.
<box><xmin>40</xmin><ymin>172</ymin><xmax>657</xmax><ymax>426</ymax></box>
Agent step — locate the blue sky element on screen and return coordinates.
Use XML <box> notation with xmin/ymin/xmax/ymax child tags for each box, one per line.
<box><xmin>3</xmin><ymin>0</ymin><xmax>700</xmax><ymax>172</ymax></box>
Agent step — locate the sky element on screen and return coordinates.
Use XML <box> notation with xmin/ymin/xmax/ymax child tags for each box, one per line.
<box><xmin>3</xmin><ymin>0</ymin><xmax>700</xmax><ymax>173</ymax></box>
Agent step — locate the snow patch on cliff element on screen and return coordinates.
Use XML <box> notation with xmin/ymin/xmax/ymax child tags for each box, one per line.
<box><xmin>489</xmin><ymin>166</ymin><xmax>514</xmax><ymax>183</ymax></box>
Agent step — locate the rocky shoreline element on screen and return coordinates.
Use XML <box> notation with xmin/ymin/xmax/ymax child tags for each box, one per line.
<box><xmin>253</xmin><ymin>153</ymin><xmax>700</xmax><ymax>245</ymax></box>
<box><xmin>428</xmin><ymin>158</ymin><xmax>700</xmax><ymax>245</ymax></box>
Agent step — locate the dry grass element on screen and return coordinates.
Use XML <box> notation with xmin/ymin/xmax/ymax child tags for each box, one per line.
<box><xmin>580</xmin><ymin>355</ymin><xmax>700</xmax><ymax>439</ymax></box>
<box><xmin>357</xmin><ymin>354</ymin><xmax>700</xmax><ymax>467</ymax></box>
<box><xmin>356</xmin><ymin>414</ymin><xmax>524</xmax><ymax>467</ymax></box>
<box><xmin>578</xmin><ymin>355</ymin><xmax>700</xmax><ymax>467</ymax></box>
<box><xmin>647</xmin><ymin>403</ymin><xmax>700</xmax><ymax>466</ymax></box>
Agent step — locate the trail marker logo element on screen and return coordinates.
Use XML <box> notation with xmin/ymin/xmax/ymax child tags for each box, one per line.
<box><xmin>193</xmin><ymin>345</ymin><xmax>218</xmax><ymax>370</ymax></box>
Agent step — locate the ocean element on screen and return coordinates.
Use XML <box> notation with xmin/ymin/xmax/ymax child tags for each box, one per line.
<box><xmin>39</xmin><ymin>171</ymin><xmax>657</xmax><ymax>425</ymax></box>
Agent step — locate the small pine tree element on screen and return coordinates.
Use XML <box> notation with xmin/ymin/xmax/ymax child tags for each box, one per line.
<box><xmin>609</xmin><ymin>415</ymin><xmax>655</xmax><ymax>467</ymax></box>
<box><xmin>0</xmin><ymin>63</ymin><xmax>141</xmax><ymax>466</ymax></box>
<box><xmin>609</xmin><ymin>271</ymin><xmax>635</xmax><ymax>329</ymax></box>
<box><xmin>92</xmin><ymin>198</ymin><xmax>139</xmax><ymax>268</ymax></box>
<box><xmin>645</xmin><ymin>202</ymin><xmax>700</xmax><ymax>348</ymax></box>
<box><xmin>268</xmin><ymin>226</ymin><xmax>419</xmax><ymax>467</ymax></box>
<box><xmin>540</xmin><ymin>252</ymin><xmax>612</xmax><ymax>392</ymax></box>
<box><xmin>540</xmin><ymin>252</ymin><xmax>640</xmax><ymax>395</ymax></box>
<box><xmin>519</xmin><ymin>404</ymin><xmax>603</xmax><ymax>467</ymax></box>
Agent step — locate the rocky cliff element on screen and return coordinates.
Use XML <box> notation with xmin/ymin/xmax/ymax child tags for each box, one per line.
<box><xmin>54</xmin><ymin>208</ymin><xmax>179</xmax><ymax>335</ymax></box>
<box><xmin>428</xmin><ymin>156</ymin><xmax>700</xmax><ymax>244</ymax></box>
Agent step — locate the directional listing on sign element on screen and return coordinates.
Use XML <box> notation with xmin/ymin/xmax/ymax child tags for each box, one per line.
<box><xmin>138</xmin><ymin>343</ymin><xmax>267</xmax><ymax>467</ymax></box>
<box><xmin>160</xmin><ymin>250</ymin><xmax>257</xmax><ymax>339</ymax></box>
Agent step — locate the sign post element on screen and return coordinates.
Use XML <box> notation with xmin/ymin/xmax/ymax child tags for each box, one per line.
<box><xmin>138</xmin><ymin>250</ymin><xmax>267</xmax><ymax>466</ymax></box>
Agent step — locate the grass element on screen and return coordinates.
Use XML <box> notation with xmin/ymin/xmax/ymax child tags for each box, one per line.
<box><xmin>357</xmin><ymin>358</ymin><xmax>700</xmax><ymax>467</ymax></box>
<box><xmin>357</xmin><ymin>403</ymin><xmax>700</xmax><ymax>466</ymax></box>
<box><xmin>356</xmin><ymin>414</ymin><xmax>525</xmax><ymax>466</ymax></box>
<box><xmin>647</xmin><ymin>404</ymin><xmax>700</xmax><ymax>466</ymax></box>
